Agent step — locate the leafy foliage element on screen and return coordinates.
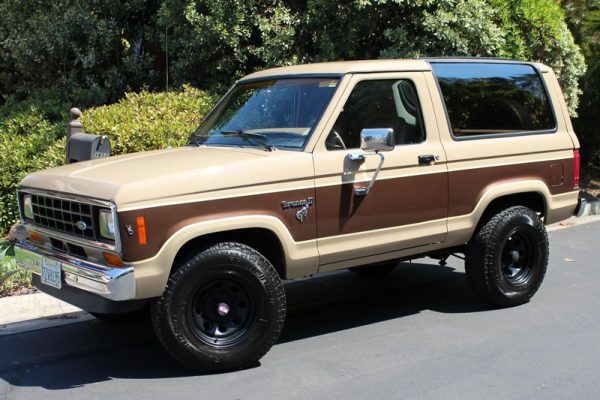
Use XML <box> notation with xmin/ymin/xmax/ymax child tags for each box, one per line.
<box><xmin>0</xmin><ymin>86</ymin><xmax>217</xmax><ymax>237</ymax></box>
<box><xmin>297</xmin><ymin>0</ymin><xmax>505</xmax><ymax>61</ymax></box>
<box><xmin>81</xmin><ymin>85</ymin><xmax>216</xmax><ymax>154</ymax></box>
<box><xmin>0</xmin><ymin>86</ymin><xmax>110</xmax><ymax>234</ymax></box>
<box><xmin>0</xmin><ymin>0</ymin><xmax>160</xmax><ymax>104</ymax></box>
<box><xmin>0</xmin><ymin>111</ymin><xmax>66</xmax><ymax>236</ymax></box>
<box><xmin>491</xmin><ymin>0</ymin><xmax>586</xmax><ymax>116</ymax></box>
<box><xmin>563</xmin><ymin>0</ymin><xmax>600</xmax><ymax>167</ymax></box>
<box><xmin>0</xmin><ymin>0</ymin><xmax>587</xmax><ymax>116</ymax></box>
<box><xmin>294</xmin><ymin>0</ymin><xmax>585</xmax><ymax>116</ymax></box>
<box><xmin>0</xmin><ymin>241</ymin><xmax>30</xmax><ymax>297</ymax></box>
<box><xmin>155</xmin><ymin>0</ymin><xmax>299</xmax><ymax>92</ymax></box>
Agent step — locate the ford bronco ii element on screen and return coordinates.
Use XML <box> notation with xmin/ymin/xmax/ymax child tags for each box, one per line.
<box><xmin>14</xmin><ymin>59</ymin><xmax>581</xmax><ymax>371</ymax></box>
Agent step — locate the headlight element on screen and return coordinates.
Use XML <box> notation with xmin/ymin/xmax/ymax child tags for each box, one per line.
<box><xmin>23</xmin><ymin>194</ymin><xmax>34</xmax><ymax>220</ymax></box>
<box><xmin>99</xmin><ymin>209</ymin><xmax>115</xmax><ymax>240</ymax></box>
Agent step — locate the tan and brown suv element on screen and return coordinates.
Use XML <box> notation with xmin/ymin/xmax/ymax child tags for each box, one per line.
<box><xmin>14</xmin><ymin>58</ymin><xmax>581</xmax><ymax>371</ymax></box>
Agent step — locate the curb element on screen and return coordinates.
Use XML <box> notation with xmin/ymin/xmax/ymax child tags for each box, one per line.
<box><xmin>1</xmin><ymin>210</ymin><xmax>599</xmax><ymax>336</ymax></box>
<box><xmin>0</xmin><ymin>292</ymin><xmax>92</xmax><ymax>336</ymax></box>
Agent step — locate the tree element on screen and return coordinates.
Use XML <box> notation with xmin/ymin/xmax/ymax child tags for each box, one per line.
<box><xmin>294</xmin><ymin>0</ymin><xmax>585</xmax><ymax>116</ymax></box>
<box><xmin>155</xmin><ymin>0</ymin><xmax>299</xmax><ymax>92</ymax></box>
<box><xmin>561</xmin><ymin>0</ymin><xmax>600</xmax><ymax>165</ymax></box>
<box><xmin>0</xmin><ymin>0</ymin><xmax>160</xmax><ymax>104</ymax></box>
<box><xmin>492</xmin><ymin>0</ymin><xmax>586</xmax><ymax>116</ymax></box>
<box><xmin>0</xmin><ymin>0</ymin><xmax>586</xmax><ymax>117</ymax></box>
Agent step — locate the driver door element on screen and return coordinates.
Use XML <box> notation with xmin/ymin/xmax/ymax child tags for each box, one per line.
<box><xmin>312</xmin><ymin>72</ymin><xmax>449</xmax><ymax>270</ymax></box>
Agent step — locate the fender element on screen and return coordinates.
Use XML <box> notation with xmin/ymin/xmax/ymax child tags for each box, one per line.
<box><xmin>445</xmin><ymin>179</ymin><xmax>568</xmax><ymax>247</ymax></box>
<box><xmin>129</xmin><ymin>214</ymin><xmax>319</xmax><ymax>299</ymax></box>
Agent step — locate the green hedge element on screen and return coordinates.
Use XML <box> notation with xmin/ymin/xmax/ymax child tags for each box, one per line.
<box><xmin>0</xmin><ymin>111</ymin><xmax>66</xmax><ymax>236</ymax></box>
<box><xmin>82</xmin><ymin>85</ymin><xmax>217</xmax><ymax>155</ymax></box>
<box><xmin>0</xmin><ymin>85</ymin><xmax>216</xmax><ymax>236</ymax></box>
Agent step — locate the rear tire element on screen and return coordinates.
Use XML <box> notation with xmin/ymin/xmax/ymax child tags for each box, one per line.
<box><xmin>151</xmin><ymin>242</ymin><xmax>286</xmax><ymax>372</ymax></box>
<box><xmin>465</xmin><ymin>206</ymin><xmax>548</xmax><ymax>307</ymax></box>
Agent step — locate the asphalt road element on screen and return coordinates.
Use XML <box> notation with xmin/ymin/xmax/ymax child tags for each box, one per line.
<box><xmin>1</xmin><ymin>220</ymin><xmax>599</xmax><ymax>400</ymax></box>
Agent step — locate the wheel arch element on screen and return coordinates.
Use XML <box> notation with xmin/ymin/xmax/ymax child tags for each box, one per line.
<box><xmin>446</xmin><ymin>179</ymin><xmax>552</xmax><ymax>249</ymax></box>
<box><xmin>173</xmin><ymin>228</ymin><xmax>287</xmax><ymax>279</ymax></box>
<box><xmin>130</xmin><ymin>215</ymin><xmax>319</xmax><ymax>299</ymax></box>
<box><xmin>476</xmin><ymin>191</ymin><xmax>547</xmax><ymax>232</ymax></box>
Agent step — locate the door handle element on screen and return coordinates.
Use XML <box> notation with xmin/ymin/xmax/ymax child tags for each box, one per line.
<box><xmin>418</xmin><ymin>155</ymin><xmax>436</xmax><ymax>166</ymax></box>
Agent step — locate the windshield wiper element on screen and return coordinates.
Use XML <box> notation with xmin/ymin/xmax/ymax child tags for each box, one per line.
<box><xmin>220</xmin><ymin>130</ymin><xmax>274</xmax><ymax>151</ymax></box>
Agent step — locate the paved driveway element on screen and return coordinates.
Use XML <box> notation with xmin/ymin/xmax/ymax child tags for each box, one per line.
<box><xmin>1</xmin><ymin>220</ymin><xmax>599</xmax><ymax>400</ymax></box>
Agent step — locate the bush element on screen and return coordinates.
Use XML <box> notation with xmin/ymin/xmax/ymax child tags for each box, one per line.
<box><xmin>81</xmin><ymin>85</ymin><xmax>217</xmax><ymax>154</ymax></box>
<box><xmin>0</xmin><ymin>85</ymin><xmax>216</xmax><ymax>236</ymax></box>
<box><xmin>0</xmin><ymin>97</ymin><xmax>68</xmax><ymax>235</ymax></box>
<box><xmin>0</xmin><ymin>241</ymin><xmax>31</xmax><ymax>296</ymax></box>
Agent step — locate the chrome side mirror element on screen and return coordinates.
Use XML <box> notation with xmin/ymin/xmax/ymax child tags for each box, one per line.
<box><xmin>347</xmin><ymin>128</ymin><xmax>395</xmax><ymax>196</ymax></box>
<box><xmin>360</xmin><ymin>128</ymin><xmax>395</xmax><ymax>152</ymax></box>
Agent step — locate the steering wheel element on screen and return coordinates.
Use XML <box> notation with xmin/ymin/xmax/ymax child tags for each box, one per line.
<box><xmin>326</xmin><ymin>129</ymin><xmax>346</xmax><ymax>150</ymax></box>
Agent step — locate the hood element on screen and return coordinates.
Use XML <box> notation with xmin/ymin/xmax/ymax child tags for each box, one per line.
<box><xmin>20</xmin><ymin>146</ymin><xmax>314</xmax><ymax>210</ymax></box>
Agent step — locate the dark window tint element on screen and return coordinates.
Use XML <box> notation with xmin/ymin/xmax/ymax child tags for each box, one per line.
<box><xmin>326</xmin><ymin>79</ymin><xmax>425</xmax><ymax>150</ymax></box>
<box><xmin>431</xmin><ymin>63</ymin><xmax>555</xmax><ymax>136</ymax></box>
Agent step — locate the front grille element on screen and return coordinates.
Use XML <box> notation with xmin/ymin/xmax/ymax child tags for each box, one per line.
<box><xmin>50</xmin><ymin>237</ymin><xmax>67</xmax><ymax>252</ymax></box>
<box><xmin>29</xmin><ymin>194</ymin><xmax>96</xmax><ymax>240</ymax></box>
<box><xmin>49</xmin><ymin>237</ymin><xmax>88</xmax><ymax>259</ymax></box>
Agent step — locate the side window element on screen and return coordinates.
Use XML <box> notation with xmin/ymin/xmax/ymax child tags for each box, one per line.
<box><xmin>431</xmin><ymin>63</ymin><xmax>555</xmax><ymax>137</ymax></box>
<box><xmin>326</xmin><ymin>79</ymin><xmax>425</xmax><ymax>150</ymax></box>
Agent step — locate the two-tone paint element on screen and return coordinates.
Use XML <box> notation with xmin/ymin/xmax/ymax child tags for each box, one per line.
<box><xmin>18</xmin><ymin>59</ymin><xmax>580</xmax><ymax>300</ymax></box>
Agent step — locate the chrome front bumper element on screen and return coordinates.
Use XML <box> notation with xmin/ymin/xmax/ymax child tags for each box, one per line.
<box><xmin>15</xmin><ymin>240</ymin><xmax>136</xmax><ymax>301</ymax></box>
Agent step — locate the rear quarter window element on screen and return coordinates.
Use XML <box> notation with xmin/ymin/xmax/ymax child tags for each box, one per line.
<box><xmin>431</xmin><ymin>63</ymin><xmax>555</xmax><ymax>137</ymax></box>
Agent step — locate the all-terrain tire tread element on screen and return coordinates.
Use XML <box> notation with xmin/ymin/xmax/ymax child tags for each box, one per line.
<box><xmin>465</xmin><ymin>206</ymin><xmax>549</xmax><ymax>307</ymax></box>
<box><xmin>151</xmin><ymin>242</ymin><xmax>286</xmax><ymax>372</ymax></box>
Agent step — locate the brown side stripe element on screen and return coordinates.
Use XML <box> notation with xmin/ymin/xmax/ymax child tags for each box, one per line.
<box><xmin>448</xmin><ymin>158</ymin><xmax>574</xmax><ymax>217</ymax></box>
<box><xmin>119</xmin><ymin>157</ymin><xmax>574</xmax><ymax>262</ymax></box>
<box><xmin>119</xmin><ymin>188</ymin><xmax>317</xmax><ymax>262</ymax></box>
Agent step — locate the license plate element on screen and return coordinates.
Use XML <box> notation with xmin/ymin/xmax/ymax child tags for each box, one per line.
<box><xmin>41</xmin><ymin>258</ymin><xmax>62</xmax><ymax>289</ymax></box>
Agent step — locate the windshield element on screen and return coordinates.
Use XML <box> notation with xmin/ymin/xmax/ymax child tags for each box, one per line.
<box><xmin>193</xmin><ymin>78</ymin><xmax>339</xmax><ymax>151</ymax></box>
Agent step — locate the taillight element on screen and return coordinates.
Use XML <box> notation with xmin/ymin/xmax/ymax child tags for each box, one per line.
<box><xmin>573</xmin><ymin>149</ymin><xmax>580</xmax><ymax>189</ymax></box>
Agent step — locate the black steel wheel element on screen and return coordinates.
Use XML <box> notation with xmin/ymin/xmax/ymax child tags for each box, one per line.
<box><xmin>188</xmin><ymin>277</ymin><xmax>256</xmax><ymax>348</ymax></box>
<box><xmin>500</xmin><ymin>228</ymin><xmax>538</xmax><ymax>287</ymax></box>
<box><xmin>465</xmin><ymin>206</ymin><xmax>549</xmax><ymax>307</ymax></box>
<box><xmin>151</xmin><ymin>242</ymin><xmax>286</xmax><ymax>372</ymax></box>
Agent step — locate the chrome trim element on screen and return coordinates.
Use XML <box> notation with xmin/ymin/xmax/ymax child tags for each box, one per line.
<box><xmin>353</xmin><ymin>152</ymin><xmax>386</xmax><ymax>196</ymax></box>
<box><xmin>19</xmin><ymin>224</ymin><xmax>119</xmax><ymax>252</ymax></box>
<box><xmin>14</xmin><ymin>240</ymin><xmax>135</xmax><ymax>301</ymax></box>
<box><xmin>347</xmin><ymin>152</ymin><xmax>365</xmax><ymax>162</ymax></box>
<box><xmin>18</xmin><ymin>187</ymin><xmax>122</xmax><ymax>254</ymax></box>
<box><xmin>348</xmin><ymin>128</ymin><xmax>394</xmax><ymax>196</ymax></box>
<box><xmin>19</xmin><ymin>187</ymin><xmax>113</xmax><ymax>208</ymax></box>
<box><xmin>75</xmin><ymin>220</ymin><xmax>87</xmax><ymax>231</ymax></box>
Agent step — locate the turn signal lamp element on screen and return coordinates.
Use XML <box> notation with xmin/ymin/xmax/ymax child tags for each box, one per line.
<box><xmin>103</xmin><ymin>252</ymin><xmax>124</xmax><ymax>267</ymax></box>
<box><xmin>136</xmin><ymin>216</ymin><xmax>147</xmax><ymax>245</ymax></box>
<box><xmin>28</xmin><ymin>230</ymin><xmax>42</xmax><ymax>244</ymax></box>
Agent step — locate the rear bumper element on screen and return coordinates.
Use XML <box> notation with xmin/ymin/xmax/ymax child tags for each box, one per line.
<box><xmin>15</xmin><ymin>240</ymin><xmax>136</xmax><ymax>302</ymax></box>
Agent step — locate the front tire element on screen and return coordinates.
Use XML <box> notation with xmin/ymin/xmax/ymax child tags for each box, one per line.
<box><xmin>465</xmin><ymin>206</ymin><xmax>549</xmax><ymax>307</ymax></box>
<box><xmin>151</xmin><ymin>242</ymin><xmax>286</xmax><ymax>372</ymax></box>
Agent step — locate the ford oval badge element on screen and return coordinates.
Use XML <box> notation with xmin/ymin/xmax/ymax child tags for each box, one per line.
<box><xmin>75</xmin><ymin>220</ymin><xmax>87</xmax><ymax>231</ymax></box>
